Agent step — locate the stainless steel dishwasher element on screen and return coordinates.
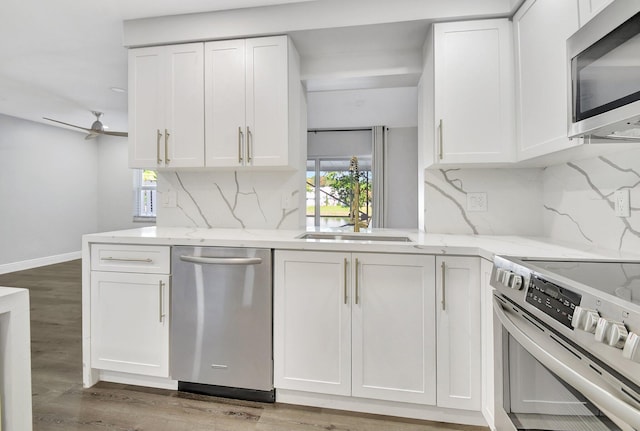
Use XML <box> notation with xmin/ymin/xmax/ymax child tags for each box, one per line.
<box><xmin>170</xmin><ymin>246</ymin><xmax>274</xmax><ymax>402</ymax></box>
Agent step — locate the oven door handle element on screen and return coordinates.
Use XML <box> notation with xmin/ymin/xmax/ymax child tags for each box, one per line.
<box><xmin>179</xmin><ymin>255</ymin><xmax>263</xmax><ymax>265</ymax></box>
<box><xmin>493</xmin><ymin>297</ymin><xmax>640</xmax><ymax>428</ymax></box>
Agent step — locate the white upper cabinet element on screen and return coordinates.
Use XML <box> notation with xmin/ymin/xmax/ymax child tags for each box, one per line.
<box><xmin>426</xmin><ymin>19</ymin><xmax>515</xmax><ymax>166</ymax></box>
<box><xmin>514</xmin><ymin>0</ymin><xmax>581</xmax><ymax>160</ymax></box>
<box><xmin>578</xmin><ymin>0</ymin><xmax>615</xmax><ymax>26</ymax></box>
<box><xmin>128</xmin><ymin>43</ymin><xmax>205</xmax><ymax>168</ymax></box>
<box><xmin>205</xmin><ymin>36</ymin><xmax>298</xmax><ymax>168</ymax></box>
<box><xmin>204</xmin><ymin>39</ymin><xmax>246</xmax><ymax>167</ymax></box>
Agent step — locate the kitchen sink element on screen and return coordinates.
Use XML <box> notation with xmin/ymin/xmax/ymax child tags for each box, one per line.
<box><xmin>297</xmin><ymin>233</ymin><xmax>412</xmax><ymax>242</ymax></box>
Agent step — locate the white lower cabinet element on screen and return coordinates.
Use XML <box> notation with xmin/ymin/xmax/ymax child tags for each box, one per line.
<box><xmin>436</xmin><ymin>256</ymin><xmax>481</xmax><ymax>411</ymax></box>
<box><xmin>274</xmin><ymin>250</ymin><xmax>436</xmax><ymax>405</ymax></box>
<box><xmin>89</xmin><ymin>245</ymin><xmax>170</xmax><ymax>378</ymax></box>
<box><xmin>480</xmin><ymin>258</ymin><xmax>495</xmax><ymax>428</ymax></box>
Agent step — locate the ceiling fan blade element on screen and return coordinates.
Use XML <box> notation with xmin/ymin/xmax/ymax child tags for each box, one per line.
<box><xmin>43</xmin><ymin>117</ymin><xmax>92</xmax><ymax>133</ymax></box>
<box><xmin>101</xmin><ymin>131</ymin><xmax>128</xmax><ymax>137</ymax></box>
<box><xmin>84</xmin><ymin>133</ymin><xmax>99</xmax><ymax>140</ymax></box>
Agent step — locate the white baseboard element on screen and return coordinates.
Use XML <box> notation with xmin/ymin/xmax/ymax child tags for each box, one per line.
<box><xmin>0</xmin><ymin>251</ymin><xmax>81</xmax><ymax>274</ymax></box>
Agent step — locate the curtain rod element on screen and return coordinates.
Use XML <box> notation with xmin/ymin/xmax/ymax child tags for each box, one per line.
<box><xmin>308</xmin><ymin>128</ymin><xmax>372</xmax><ymax>133</ymax></box>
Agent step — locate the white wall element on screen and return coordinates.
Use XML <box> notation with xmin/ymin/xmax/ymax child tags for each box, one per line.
<box><xmin>308</xmin><ymin>87</ymin><xmax>418</xmax><ymax>129</ymax></box>
<box><xmin>387</xmin><ymin>127</ymin><xmax>418</xmax><ymax>228</ymax></box>
<box><xmin>0</xmin><ymin>114</ymin><xmax>98</xmax><ymax>270</ymax></box>
<box><xmin>97</xmin><ymin>135</ymin><xmax>154</xmax><ymax>232</ymax></box>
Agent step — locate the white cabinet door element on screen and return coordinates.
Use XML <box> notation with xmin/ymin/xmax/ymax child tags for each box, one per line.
<box><xmin>128</xmin><ymin>43</ymin><xmax>204</xmax><ymax>168</ymax></box>
<box><xmin>90</xmin><ymin>272</ymin><xmax>169</xmax><ymax>377</ymax></box>
<box><xmin>205</xmin><ymin>36</ymin><xmax>290</xmax><ymax>168</ymax></box>
<box><xmin>432</xmin><ymin>19</ymin><xmax>515</xmax><ymax>165</ymax></box>
<box><xmin>578</xmin><ymin>0</ymin><xmax>614</xmax><ymax>27</ymax></box>
<box><xmin>436</xmin><ymin>256</ymin><xmax>481</xmax><ymax>411</ymax></box>
<box><xmin>205</xmin><ymin>39</ymin><xmax>246</xmax><ymax>167</ymax></box>
<box><xmin>129</xmin><ymin>47</ymin><xmax>164</xmax><ymax>168</ymax></box>
<box><xmin>480</xmin><ymin>258</ymin><xmax>495</xmax><ymax>428</ymax></box>
<box><xmin>246</xmin><ymin>36</ymin><xmax>289</xmax><ymax>167</ymax></box>
<box><xmin>164</xmin><ymin>43</ymin><xmax>205</xmax><ymax>168</ymax></box>
<box><xmin>514</xmin><ymin>0</ymin><xmax>581</xmax><ymax>160</ymax></box>
<box><xmin>274</xmin><ymin>251</ymin><xmax>352</xmax><ymax>396</ymax></box>
<box><xmin>352</xmin><ymin>253</ymin><xmax>436</xmax><ymax>405</ymax></box>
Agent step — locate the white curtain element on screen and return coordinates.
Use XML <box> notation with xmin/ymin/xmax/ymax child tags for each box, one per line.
<box><xmin>371</xmin><ymin>126</ymin><xmax>387</xmax><ymax>228</ymax></box>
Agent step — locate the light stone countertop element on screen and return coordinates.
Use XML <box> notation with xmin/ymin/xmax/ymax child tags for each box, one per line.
<box><xmin>83</xmin><ymin>226</ymin><xmax>640</xmax><ymax>262</ymax></box>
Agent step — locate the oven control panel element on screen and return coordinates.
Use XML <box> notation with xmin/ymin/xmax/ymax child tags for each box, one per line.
<box><xmin>526</xmin><ymin>275</ymin><xmax>582</xmax><ymax>329</ymax></box>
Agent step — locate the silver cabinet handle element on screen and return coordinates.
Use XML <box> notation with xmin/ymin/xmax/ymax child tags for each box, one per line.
<box><xmin>164</xmin><ymin>129</ymin><xmax>171</xmax><ymax>165</ymax></box>
<box><xmin>355</xmin><ymin>258</ymin><xmax>360</xmax><ymax>305</ymax></box>
<box><xmin>238</xmin><ymin>126</ymin><xmax>244</xmax><ymax>164</ymax></box>
<box><xmin>100</xmin><ymin>257</ymin><xmax>153</xmax><ymax>263</ymax></box>
<box><xmin>179</xmin><ymin>255</ymin><xmax>262</xmax><ymax>265</ymax></box>
<box><xmin>157</xmin><ymin>129</ymin><xmax>163</xmax><ymax>164</ymax></box>
<box><xmin>438</xmin><ymin>119</ymin><xmax>444</xmax><ymax>160</ymax></box>
<box><xmin>441</xmin><ymin>261</ymin><xmax>446</xmax><ymax>310</ymax></box>
<box><xmin>159</xmin><ymin>280</ymin><xmax>165</xmax><ymax>323</ymax></box>
<box><xmin>246</xmin><ymin>126</ymin><xmax>253</xmax><ymax>163</ymax></box>
<box><xmin>343</xmin><ymin>258</ymin><xmax>348</xmax><ymax>305</ymax></box>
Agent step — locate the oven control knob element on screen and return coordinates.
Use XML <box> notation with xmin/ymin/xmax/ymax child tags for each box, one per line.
<box><xmin>501</xmin><ymin>271</ymin><xmax>513</xmax><ymax>285</ymax></box>
<box><xmin>571</xmin><ymin>307</ymin><xmax>599</xmax><ymax>333</ymax></box>
<box><xmin>495</xmin><ymin>268</ymin><xmax>505</xmax><ymax>283</ymax></box>
<box><xmin>623</xmin><ymin>333</ymin><xmax>640</xmax><ymax>363</ymax></box>
<box><xmin>595</xmin><ymin>318</ymin><xmax>628</xmax><ymax>349</ymax></box>
<box><xmin>508</xmin><ymin>274</ymin><xmax>523</xmax><ymax>290</ymax></box>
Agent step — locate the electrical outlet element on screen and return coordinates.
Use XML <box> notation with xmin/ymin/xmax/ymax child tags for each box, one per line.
<box><xmin>614</xmin><ymin>189</ymin><xmax>630</xmax><ymax>217</ymax></box>
<box><xmin>467</xmin><ymin>192</ymin><xmax>488</xmax><ymax>212</ymax></box>
<box><xmin>162</xmin><ymin>190</ymin><xmax>177</xmax><ymax>208</ymax></box>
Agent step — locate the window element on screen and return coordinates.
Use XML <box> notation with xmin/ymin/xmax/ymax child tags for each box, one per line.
<box><xmin>306</xmin><ymin>158</ymin><xmax>372</xmax><ymax>228</ymax></box>
<box><xmin>133</xmin><ymin>169</ymin><xmax>157</xmax><ymax>220</ymax></box>
<box><xmin>306</xmin><ymin>129</ymin><xmax>374</xmax><ymax>228</ymax></box>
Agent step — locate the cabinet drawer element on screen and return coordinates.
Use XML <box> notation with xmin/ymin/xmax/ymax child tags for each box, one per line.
<box><xmin>91</xmin><ymin>244</ymin><xmax>170</xmax><ymax>274</ymax></box>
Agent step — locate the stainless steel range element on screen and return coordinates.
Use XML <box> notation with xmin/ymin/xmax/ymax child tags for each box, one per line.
<box><xmin>491</xmin><ymin>256</ymin><xmax>640</xmax><ymax>431</ymax></box>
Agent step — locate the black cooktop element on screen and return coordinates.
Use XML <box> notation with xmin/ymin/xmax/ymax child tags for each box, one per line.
<box><xmin>523</xmin><ymin>259</ymin><xmax>640</xmax><ymax>306</ymax></box>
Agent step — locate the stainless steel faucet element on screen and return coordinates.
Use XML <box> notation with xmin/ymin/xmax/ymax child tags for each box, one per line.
<box><xmin>349</xmin><ymin>156</ymin><xmax>367</xmax><ymax>232</ymax></box>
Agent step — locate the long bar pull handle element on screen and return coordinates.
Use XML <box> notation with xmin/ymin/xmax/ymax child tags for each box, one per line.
<box><xmin>438</xmin><ymin>119</ymin><xmax>444</xmax><ymax>160</ymax></box>
<box><xmin>157</xmin><ymin>129</ymin><xmax>163</xmax><ymax>164</ymax></box>
<box><xmin>246</xmin><ymin>126</ymin><xmax>253</xmax><ymax>164</ymax></box>
<box><xmin>164</xmin><ymin>129</ymin><xmax>171</xmax><ymax>165</ymax></box>
<box><xmin>238</xmin><ymin>127</ymin><xmax>244</xmax><ymax>164</ymax></box>
<box><xmin>159</xmin><ymin>280</ymin><xmax>164</xmax><ymax>323</ymax></box>
<box><xmin>441</xmin><ymin>261</ymin><xmax>446</xmax><ymax>310</ymax></box>
<box><xmin>179</xmin><ymin>255</ymin><xmax>262</xmax><ymax>265</ymax></box>
<box><xmin>355</xmin><ymin>258</ymin><xmax>360</xmax><ymax>305</ymax></box>
<box><xmin>101</xmin><ymin>257</ymin><xmax>153</xmax><ymax>263</ymax></box>
<box><xmin>343</xmin><ymin>258</ymin><xmax>348</xmax><ymax>304</ymax></box>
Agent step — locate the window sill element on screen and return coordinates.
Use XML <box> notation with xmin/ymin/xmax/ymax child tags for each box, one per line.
<box><xmin>133</xmin><ymin>216</ymin><xmax>156</xmax><ymax>223</ymax></box>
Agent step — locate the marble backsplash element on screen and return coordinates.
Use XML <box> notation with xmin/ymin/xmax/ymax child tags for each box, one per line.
<box><xmin>157</xmin><ymin>170</ymin><xmax>305</xmax><ymax>230</ymax></box>
<box><xmin>424</xmin><ymin>167</ymin><xmax>544</xmax><ymax>236</ymax></box>
<box><xmin>424</xmin><ymin>147</ymin><xmax>640</xmax><ymax>255</ymax></box>
<box><xmin>544</xmin><ymin>149</ymin><xmax>640</xmax><ymax>253</ymax></box>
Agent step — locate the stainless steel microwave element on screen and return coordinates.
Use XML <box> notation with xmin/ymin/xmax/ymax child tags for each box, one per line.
<box><xmin>568</xmin><ymin>0</ymin><xmax>640</xmax><ymax>141</ymax></box>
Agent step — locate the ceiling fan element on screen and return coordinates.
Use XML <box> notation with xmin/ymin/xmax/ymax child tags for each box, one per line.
<box><xmin>43</xmin><ymin>111</ymin><xmax>128</xmax><ymax>140</ymax></box>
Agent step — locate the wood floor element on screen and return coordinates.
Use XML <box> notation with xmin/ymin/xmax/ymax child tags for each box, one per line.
<box><xmin>0</xmin><ymin>260</ymin><xmax>488</xmax><ymax>431</ymax></box>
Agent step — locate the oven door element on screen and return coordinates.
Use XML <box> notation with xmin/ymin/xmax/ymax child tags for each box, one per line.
<box><xmin>493</xmin><ymin>294</ymin><xmax>640</xmax><ymax>431</ymax></box>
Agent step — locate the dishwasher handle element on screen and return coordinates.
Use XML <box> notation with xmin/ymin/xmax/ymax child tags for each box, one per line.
<box><xmin>179</xmin><ymin>255</ymin><xmax>263</xmax><ymax>265</ymax></box>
